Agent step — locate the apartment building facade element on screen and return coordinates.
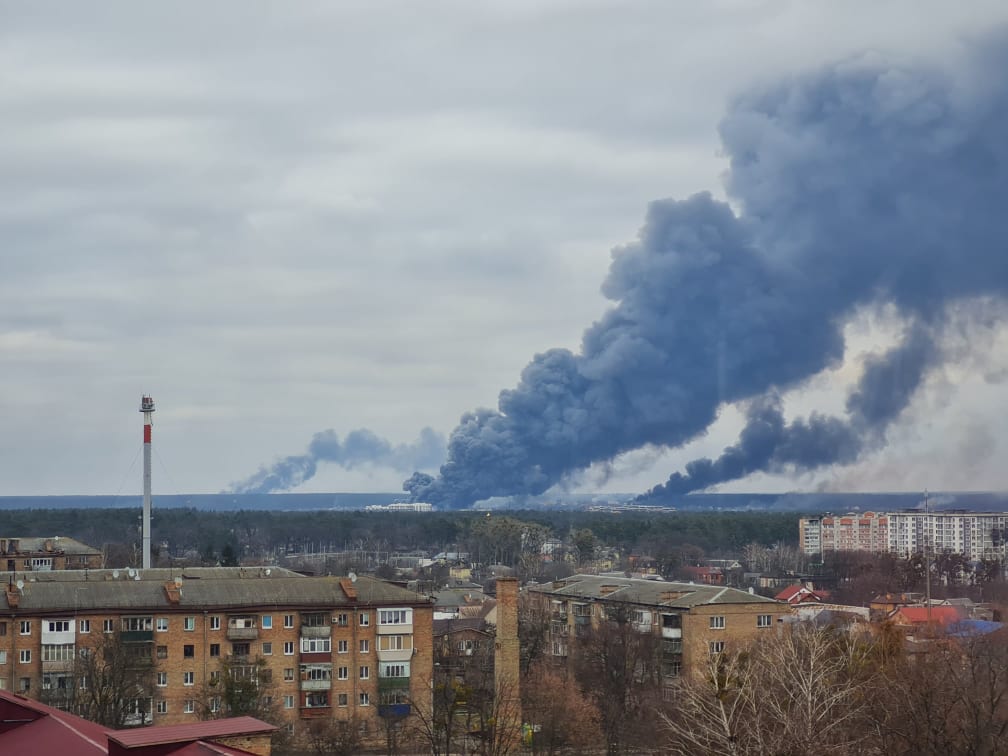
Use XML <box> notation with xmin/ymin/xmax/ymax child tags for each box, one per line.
<box><xmin>0</xmin><ymin>566</ymin><xmax>432</xmax><ymax>742</ymax></box>
<box><xmin>528</xmin><ymin>574</ymin><xmax>784</xmax><ymax>699</ymax></box>
<box><xmin>800</xmin><ymin>511</ymin><xmax>1008</xmax><ymax>562</ymax></box>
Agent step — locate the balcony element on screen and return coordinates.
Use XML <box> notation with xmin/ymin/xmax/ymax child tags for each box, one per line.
<box><xmin>41</xmin><ymin>659</ymin><xmax>75</xmax><ymax>673</ymax></box>
<box><xmin>661</xmin><ymin>627</ymin><xmax>682</xmax><ymax>639</ymax></box>
<box><xmin>300</xmin><ymin>625</ymin><xmax>331</xmax><ymax>639</ymax></box>
<box><xmin>378</xmin><ymin>677</ymin><xmax>411</xmax><ymax>695</ymax></box>
<box><xmin>120</xmin><ymin>630</ymin><xmax>153</xmax><ymax>643</ymax></box>
<box><xmin>300</xmin><ymin>679</ymin><xmax>332</xmax><ymax>692</ymax></box>
<box><xmin>376</xmin><ymin>647</ymin><xmax>412</xmax><ymax>663</ymax></box>
<box><xmin>226</xmin><ymin>626</ymin><xmax>259</xmax><ymax>641</ymax></box>
<box><xmin>300</xmin><ymin>706</ymin><xmax>331</xmax><ymax>719</ymax></box>
<box><xmin>379</xmin><ymin>703</ymin><xmax>411</xmax><ymax>718</ymax></box>
<box><xmin>551</xmin><ymin>610</ymin><xmax>568</xmax><ymax>622</ymax></box>
<box><xmin>574</xmin><ymin>615</ymin><xmax>590</xmax><ymax>626</ymax></box>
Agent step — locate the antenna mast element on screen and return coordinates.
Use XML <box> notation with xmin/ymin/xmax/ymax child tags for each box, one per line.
<box><xmin>924</xmin><ymin>489</ymin><xmax>932</xmax><ymax>624</ymax></box>
<box><xmin>140</xmin><ymin>395</ymin><xmax>156</xmax><ymax>570</ymax></box>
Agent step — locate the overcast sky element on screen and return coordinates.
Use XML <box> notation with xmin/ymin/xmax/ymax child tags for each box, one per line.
<box><xmin>3</xmin><ymin>1</ymin><xmax>1007</xmax><ymax>498</ymax></box>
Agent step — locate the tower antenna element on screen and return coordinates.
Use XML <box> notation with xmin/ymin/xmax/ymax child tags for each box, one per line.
<box><xmin>140</xmin><ymin>395</ymin><xmax>156</xmax><ymax>569</ymax></box>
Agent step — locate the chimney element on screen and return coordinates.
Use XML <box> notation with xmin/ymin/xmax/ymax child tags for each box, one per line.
<box><xmin>494</xmin><ymin>577</ymin><xmax>521</xmax><ymax>746</ymax></box>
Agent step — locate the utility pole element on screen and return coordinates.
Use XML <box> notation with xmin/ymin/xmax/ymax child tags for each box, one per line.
<box><xmin>924</xmin><ymin>489</ymin><xmax>932</xmax><ymax>624</ymax></box>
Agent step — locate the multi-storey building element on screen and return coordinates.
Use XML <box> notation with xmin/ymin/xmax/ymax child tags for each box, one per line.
<box><xmin>800</xmin><ymin>511</ymin><xmax>1008</xmax><ymax>562</ymax></box>
<box><xmin>528</xmin><ymin>574</ymin><xmax>784</xmax><ymax>698</ymax></box>
<box><xmin>1</xmin><ymin>536</ymin><xmax>103</xmax><ymax>571</ymax></box>
<box><xmin>0</xmin><ymin>566</ymin><xmax>432</xmax><ymax>743</ymax></box>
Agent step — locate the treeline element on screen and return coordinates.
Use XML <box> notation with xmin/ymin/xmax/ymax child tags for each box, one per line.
<box><xmin>0</xmin><ymin>508</ymin><xmax>799</xmax><ymax>566</ymax></box>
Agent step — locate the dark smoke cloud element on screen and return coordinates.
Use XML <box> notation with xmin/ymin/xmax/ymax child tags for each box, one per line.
<box><xmin>230</xmin><ymin>427</ymin><xmax>445</xmax><ymax>494</ymax></box>
<box><xmin>409</xmin><ymin>36</ymin><xmax>1008</xmax><ymax>509</ymax></box>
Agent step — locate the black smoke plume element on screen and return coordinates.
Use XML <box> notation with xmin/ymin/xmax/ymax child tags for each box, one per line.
<box><xmin>410</xmin><ymin>37</ymin><xmax>1008</xmax><ymax>509</ymax></box>
<box><xmin>230</xmin><ymin>428</ymin><xmax>445</xmax><ymax>494</ymax></box>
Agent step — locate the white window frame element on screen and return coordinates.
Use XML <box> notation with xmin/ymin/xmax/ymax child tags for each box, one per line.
<box><xmin>183</xmin><ymin>671</ymin><xmax>194</xmax><ymax>686</ymax></box>
<box><xmin>709</xmin><ymin>616</ymin><xmax>725</xmax><ymax>630</ymax></box>
<box><xmin>156</xmin><ymin>618</ymin><xmax>168</xmax><ymax>632</ymax></box>
<box><xmin>283</xmin><ymin>641</ymin><xmax>294</xmax><ymax>656</ymax></box>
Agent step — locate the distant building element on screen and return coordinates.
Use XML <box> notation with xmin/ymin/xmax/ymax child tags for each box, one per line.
<box><xmin>364</xmin><ymin>502</ymin><xmax>433</xmax><ymax>512</ymax></box>
<box><xmin>799</xmin><ymin>511</ymin><xmax>1008</xmax><ymax>562</ymax></box>
<box><xmin>0</xmin><ymin>536</ymin><xmax>102</xmax><ymax>572</ymax></box>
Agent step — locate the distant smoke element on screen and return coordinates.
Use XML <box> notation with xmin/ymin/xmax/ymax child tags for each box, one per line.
<box><xmin>231</xmin><ymin>428</ymin><xmax>445</xmax><ymax>494</ymax></box>
<box><xmin>408</xmin><ymin>36</ymin><xmax>1008</xmax><ymax>510</ymax></box>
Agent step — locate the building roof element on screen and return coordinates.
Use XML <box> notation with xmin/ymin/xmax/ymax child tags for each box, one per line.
<box><xmin>433</xmin><ymin>617</ymin><xmax>490</xmax><ymax>637</ymax></box>
<box><xmin>891</xmin><ymin>605</ymin><xmax>962</xmax><ymax>626</ymax></box>
<box><xmin>0</xmin><ymin>690</ymin><xmax>272</xmax><ymax>755</ymax></box>
<box><xmin>107</xmin><ymin>717</ymin><xmax>275</xmax><ymax>748</ymax></box>
<box><xmin>2</xmin><ymin>536</ymin><xmax>102</xmax><ymax>556</ymax></box>
<box><xmin>529</xmin><ymin>574</ymin><xmax>779</xmax><ymax>608</ymax></box>
<box><xmin>0</xmin><ymin>566</ymin><xmax>430</xmax><ymax>613</ymax></box>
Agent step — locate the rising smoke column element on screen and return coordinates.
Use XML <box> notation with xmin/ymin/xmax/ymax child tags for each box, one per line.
<box><xmin>231</xmin><ymin>427</ymin><xmax>445</xmax><ymax>494</ymax></box>
<box><xmin>410</xmin><ymin>38</ymin><xmax>1008</xmax><ymax>509</ymax></box>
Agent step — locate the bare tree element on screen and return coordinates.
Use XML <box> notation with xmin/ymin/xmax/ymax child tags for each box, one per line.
<box><xmin>300</xmin><ymin>717</ymin><xmax>362</xmax><ymax>756</ymax></box>
<box><xmin>522</xmin><ymin>662</ymin><xmax>602</xmax><ymax>755</ymax></box>
<box><xmin>70</xmin><ymin>630</ymin><xmax>156</xmax><ymax>728</ymax></box>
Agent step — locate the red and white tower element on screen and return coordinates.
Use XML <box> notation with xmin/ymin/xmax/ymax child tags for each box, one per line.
<box><xmin>140</xmin><ymin>395</ymin><xmax>155</xmax><ymax>569</ymax></box>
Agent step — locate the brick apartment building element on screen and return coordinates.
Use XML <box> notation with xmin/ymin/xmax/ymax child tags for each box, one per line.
<box><xmin>528</xmin><ymin>574</ymin><xmax>784</xmax><ymax>698</ymax></box>
<box><xmin>1</xmin><ymin>536</ymin><xmax>103</xmax><ymax>571</ymax></box>
<box><xmin>0</xmin><ymin>566</ymin><xmax>432</xmax><ymax>742</ymax></box>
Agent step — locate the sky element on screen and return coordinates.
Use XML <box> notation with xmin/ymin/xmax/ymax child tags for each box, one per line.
<box><xmin>2</xmin><ymin>1</ymin><xmax>1008</xmax><ymax>499</ymax></box>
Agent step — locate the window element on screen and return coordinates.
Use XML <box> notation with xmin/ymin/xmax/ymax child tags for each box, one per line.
<box><xmin>157</xmin><ymin>672</ymin><xmax>167</xmax><ymax>687</ymax></box>
<box><xmin>261</xmin><ymin>615</ymin><xmax>272</xmax><ymax>629</ymax></box>
<box><xmin>156</xmin><ymin>618</ymin><xmax>168</xmax><ymax>632</ymax></box>
<box><xmin>209</xmin><ymin>697</ymin><xmax>220</xmax><ymax>713</ymax></box>
<box><xmin>232</xmin><ymin>642</ymin><xmax>250</xmax><ymax>657</ymax></box>
<box><xmin>338</xmin><ymin>693</ymin><xmax>348</xmax><ymax>707</ymax></box>
<box><xmin>121</xmin><ymin>617</ymin><xmax>152</xmax><ymax>631</ymax></box>
<box><xmin>184</xmin><ymin>617</ymin><xmax>195</xmax><ymax>632</ymax></box>
<box><xmin>79</xmin><ymin>619</ymin><xmax>90</xmax><ymax>633</ymax></box>
<box><xmin>337</xmin><ymin>640</ymin><xmax>348</xmax><ymax>654</ymax></box>
<box><xmin>359</xmin><ymin>692</ymin><xmax>370</xmax><ymax>706</ymax></box>
<box><xmin>210</xmin><ymin>670</ymin><xmax>220</xmax><ymax>684</ymax></box>
<box><xmin>359</xmin><ymin>666</ymin><xmax>369</xmax><ymax>680</ymax></box>
<box><xmin>300</xmin><ymin>663</ymin><xmax>333</xmax><ymax>682</ymax></box>
<box><xmin>42</xmin><ymin>645</ymin><xmax>74</xmax><ymax>662</ymax></box>
<box><xmin>709</xmin><ymin>616</ymin><xmax>725</xmax><ymax>630</ymax></box>
<box><xmin>300</xmin><ymin>637</ymin><xmax>331</xmax><ymax>654</ymax></box>
<box><xmin>306</xmin><ymin>692</ymin><xmax>328</xmax><ymax>708</ymax></box>
<box><xmin>19</xmin><ymin>621</ymin><xmax>30</xmax><ymax>635</ymax></box>
<box><xmin>0</xmin><ymin>651</ymin><xmax>6</xmax><ymax>664</ymax></box>
<box><xmin>184</xmin><ymin>700</ymin><xmax>195</xmax><ymax>714</ymax></box>
<box><xmin>380</xmin><ymin>662</ymin><xmax>409</xmax><ymax>678</ymax></box>
<box><xmin>210</xmin><ymin>643</ymin><xmax>220</xmax><ymax>657</ymax></box>
<box><xmin>757</xmin><ymin>614</ymin><xmax>773</xmax><ymax>628</ymax></box>
<box><xmin>210</xmin><ymin>616</ymin><xmax>221</xmax><ymax>630</ymax></box>
<box><xmin>183</xmin><ymin>671</ymin><xmax>194</xmax><ymax>686</ymax></box>
<box><xmin>19</xmin><ymin>678</ymin><xmax>30</xmax><ymax>692</ymax></box>
<box><xmin>184</xmin><ymin>644</ymin><xmax>195</xmax><ymax>659</ymax></box>
<box><xmin>284</xmin><ymin>642</ymin><xmax>294</xmax><ymax>656</ymax></box>
<box><xmin>358</xmin><ymin>612</ymin><xmax>370</xmax><ymax>627</ymax></box>
<box><xmin>157</xmin><ymin>646</ymin><xmax>168</xmax><ymax>659</ymax></box>
<box><xmin>379</xmin><ymin>609</ymin><xmax>411</xmax><ymax>625</ymax></box>
<box><xmin>709</xmin><ymin>641</ymin><xmax>725</xmax><ymax>655</ymax></box>
<box><xmin>335</xmin><ymin>613</ymin><xmax>348</xmax><ymax>627</ymax></box>
<box><xmin>47</xmin><ymin>620</ymin><xmax>70</xmax><ymax>632</ymax></box>
<box><xmin>0</xmin><ymin>621</ymin><xmax>6</xmax><ymax>636</ymax></box>
<box><xmin>283</xmin><ymin>615</ymin><xmax>294</xmax><ymax>629</ymax></box>
<box><xmin>359</xmin><ymin>639</ymin><xmax>369</xmax><ymax>654</ymax></box>
<box><xmin>284</xmin><ymin>695</ymin><xmax>294</xmax><ymax>709</ymax></box>
<box><xmin>19</xmin><ymin>650</ymin><xmax>30</xmax><ymax>664</ymax></box>
<box><xmin>156</xmin><ymin>699</ymin><xmax>167</xmax><ymax>714</ymax></box>
<box><xmin>262</xmin><ymin>642</ymin><xmax>272</xmax><ymax>655</ymax></box>
<box><xmin>379</xmin><ymin>634</ymin><xmax>412</xmax><ymax>652</ymax></box>
<box><xmin>284</xmin><ymin>668</ymin><xmax>294</xmax><ymax>681</ymax></box>
<box><xmin>338</xmin><ymin>666</ymin><xmax>348</xmax><ymax>681</ymax></box>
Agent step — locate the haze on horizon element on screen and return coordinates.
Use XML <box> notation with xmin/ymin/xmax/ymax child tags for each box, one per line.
<box><xmin>3</xmin><ymin>2</ymin><xmax>1008</xmax><ymax>501</ymax></box>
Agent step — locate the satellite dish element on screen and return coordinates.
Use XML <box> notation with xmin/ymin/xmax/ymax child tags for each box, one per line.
<box><xmin>112</xmin><ymin>570</ymin><xmax>120</xmax><ymax>579</ymax></box>
<box><xmin>127</xmin><ymin>568</ymin><xmax>136</xmax><ymax>578</ymax></box>
<box><xmin>348</xmin><ymin>572</ymin><xmax>357</xmax><ymax>583</ymax></box>
<box><xmin>15</xmin><ymin>579</ymin><xmax>24</xmax><ymax>590</ymax></box>
<box><xmin>264</xmin><ymin>569</ymin><xmax>271</xmax><ymax>576</ymax></box>
<box><xmin>174</xmin><ymin>577</ymin><xmax>183</xmax><ymax>587</ymax></box>
<box><xmin>133</xmin><ymin>574</ymin><xmax>141</xmax><ymax>581</ymax></box>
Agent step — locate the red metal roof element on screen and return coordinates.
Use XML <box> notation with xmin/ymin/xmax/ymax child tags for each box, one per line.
<box><xmin>107</xmin><ymin>717</ymin><xmax>276</xmax><ymax>748</ymax></box>
<box><xmin>0</xmin><ymin>689</ymin><xmax>111</xmax><ymax>754</ymax></box>
<box><xmin>892</xmin><ymin>605</ymin><xmax>962</xmax><ymax>625</ymax></box>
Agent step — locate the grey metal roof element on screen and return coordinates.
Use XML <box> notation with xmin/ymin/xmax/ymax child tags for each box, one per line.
<box><xmin>0</xmin><ymin>567</ymin><xmax>430</xmax><ymax>613</ymax></box>
<box><xmin>528</xmin><ymin>574</ymin><xmax>780</xmax><ymax>609</ymax></box>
